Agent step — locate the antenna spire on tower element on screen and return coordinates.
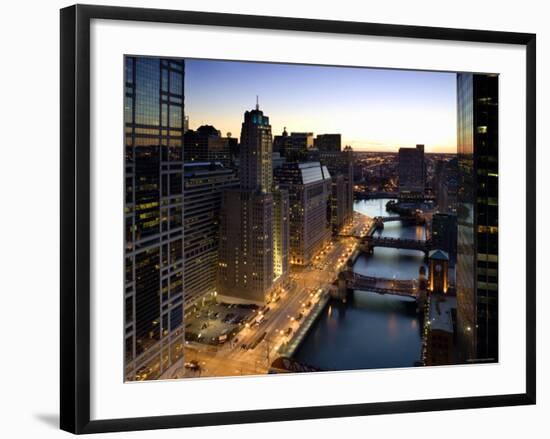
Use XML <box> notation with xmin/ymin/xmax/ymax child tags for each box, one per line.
<box><xmin>256</xmin><ymin>95</ymin><xmax>259</xmax><ymax>110</ymax></box>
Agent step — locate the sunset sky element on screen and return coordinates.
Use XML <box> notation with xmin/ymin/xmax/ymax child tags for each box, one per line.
<box><xmin>185</xmin><ymin>59</ymin><xmax>457</xmax><ymax>153</ymax></box>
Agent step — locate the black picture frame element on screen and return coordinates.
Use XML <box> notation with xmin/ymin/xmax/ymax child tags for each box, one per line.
<box><xmin>60</xmin><ymin>4</ymin><xmax>536</xmax><ymax>434</ymax></box>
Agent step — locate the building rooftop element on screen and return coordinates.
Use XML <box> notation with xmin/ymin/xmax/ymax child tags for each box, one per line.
<box><xmin>183</xmin><ymin>161</ymin><xmax>231</xmax><ymax>177</ymax></box>
<box><xmin>429</xmin><ymin>249</ymin><xmax>449</xmax><ymax>261</ymax></box>
<box><xmin>429</xmin><ymin>295</ymin><xmax>456</xmax><ymax>333</ymax></box>
<box><xmin>276</xmin><ymin>161</ymin><xmax>331</xmax><ymax>185</ymax></box>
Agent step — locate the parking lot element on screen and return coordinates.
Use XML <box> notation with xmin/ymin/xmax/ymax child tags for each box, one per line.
<box><xmin>185</xmin><ymin>302</ymin><xmax>258</xmax><ymax>345</ymax></box>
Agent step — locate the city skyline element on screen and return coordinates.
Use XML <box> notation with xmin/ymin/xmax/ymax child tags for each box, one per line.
<box><xmin>123</xmin><ymin>56</ymin><xmax>497</xmax><ymax>381</ymax></box>
<box><xmin>186</xmin><ymin>59</ymin><xmax>457</xmax><ymax>153</ymax></box>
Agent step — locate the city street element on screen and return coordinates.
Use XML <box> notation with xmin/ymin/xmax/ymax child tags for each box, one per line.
<box><xmin>181</xmin><ymin>211</ymin><xmax>372</xmax><ymax>378</ymax></box>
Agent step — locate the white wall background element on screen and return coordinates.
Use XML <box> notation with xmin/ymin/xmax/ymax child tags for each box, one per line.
<box><xmin>0</xmin><ymin>0</ymin><xmax>546</xmax><ymax>437</ymax></box>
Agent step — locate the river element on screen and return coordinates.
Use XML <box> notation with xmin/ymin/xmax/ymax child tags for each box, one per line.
<box><xmin>293</xmin><ymin>199</ymin><xmax>425</xmax><ymax>371</ymax></box>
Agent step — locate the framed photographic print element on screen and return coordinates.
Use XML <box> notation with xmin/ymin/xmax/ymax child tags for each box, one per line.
<box><xmin>60</xmin><ymin>4</ymin><xmax>536</xmax><ymax>434</ymax></box>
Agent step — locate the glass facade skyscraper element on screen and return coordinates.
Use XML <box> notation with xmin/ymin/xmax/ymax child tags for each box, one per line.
<box><xmin>124</xmin><ymin>57</ymin><xmax>186</xmax><ymax>381</ymax></box>
<box><xmin>456</xmin><ymin>73</ymin><xmax>499</xmax><ymax>363</ymax></box>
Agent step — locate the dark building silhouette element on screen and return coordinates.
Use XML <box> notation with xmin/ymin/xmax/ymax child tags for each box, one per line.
<box><xmin>314</xmin><ymin>134</ymin><xmax>341</xmax><ymax>152</ymax></box>
<box><xmin>184</xmin><ymin>125</ymin><xmax>234</xmax><ymax>168</ymax></box>
<box><xmin>124</xmin><ymin>57</ymin><xmax>185</xmax><ymax>381</ymax></box>
<box><xmin>398</xmin><ymin>144</ymin><xmax>426</xmax><ymax>198</ymax></box>
<box><xmin>432</xmin><ymin>213</ymin><xmax>458</xmax><ymax>265</ymax></box>
<box><xmin>435</xmin><ymin>158</ymin><xmax>458</xmax><ymax>213</ymax></box>
<box><xmin>273</xmin><ymin>127</ymin><xmax>291</xmax><ymax>157</ymax></box>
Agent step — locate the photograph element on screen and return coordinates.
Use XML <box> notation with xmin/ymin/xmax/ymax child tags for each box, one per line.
<box><xmin>123</xmin><ymin>56</ymin><xmax>498</xmax><ymax>381</ymax></box>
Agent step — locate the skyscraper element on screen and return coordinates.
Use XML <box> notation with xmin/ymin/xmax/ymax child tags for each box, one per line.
<box><xmin>398</xmin><ymin>144</ymin><xmax>426</xmax><ymax>198</ymax></box>
<box><xmin>456</xmin><ymin>73</ymin><xmax>499</xmax><ymax>363</ymax></box>
<box><xmin>218</xmin><ymin>104</ymin><xmax>288</xmax><ymax>303</ymax></box>
<box><xmin>275</xmin><ymin>162</ymin><xmax>332</xmax><ymax>265</ymax></box>
<box><xmin>240</xmin><ymin>104</ymin><xmax>273</xmax><ymax>193</ymax></box>
<box><xmin>183</xmin><ymin>162</ymin><xmax>239</xmax><ymax>307</ymax></box>
<box><xmin>124</xmin><ymin>57</ymin><xmax>185</xmax><ymax>381</ymax></box>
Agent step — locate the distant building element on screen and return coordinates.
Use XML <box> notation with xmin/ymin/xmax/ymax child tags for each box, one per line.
<box><xmin>456</xmin><ymin>73</ymin><xmax>499</xmax><ymax>363</ymax></box>
<box><xmin>226</xmin><ymin>134</ymin><xmax>239</xmax><ymax>167</ymax></box>
<box><xmin>273</xmin><ymin>127</ymin><xmax>291</xmax><ymax>156</ymax></box>
<box><xmin>431</xmin><ymin>213</ymin><xmax>457</xmax><ymax>265</ymax></box>
<box><xmin>435</xmin><ymin>158</ymin><xmax>458</xmax><ymax>213</ymax></box>
<box><xmin>275</xmin><ymin>162</ymin><xmax>331</xmax><ymax>265</ymax></box>
<box><xmin>183</xmin><ymin>162</ymin><xmax>239</xmax><ymax>307</ymax></box>
<box><xmin>184</xmin><ymin>125</ymin><xmax>234</xmax><ymax>168</ymax></box>
<box><xmin>184</xmin><ymin>125</ymin><xmax>219</xmax><ymax>162</ymax></box>
<box><xmin>124</xmin><ymin>56</ymin><xmax>185</xmax><ymax>381</ymax></box>
<box><xmin>207</xmin><ymin>136</ymin><xmax>232</xmax><ymax>167</ymax></box>
<box><xmin>285</xmin><ymin>132</ymin><xmax>314</xmax><ymax>162</ymax></box>
<box><xmin>398</xmin><ymin>144</ymin><xmax>426</xmax><ymax>198</ymax></box>
<box><xmin>314</xmin><ymin>134</ymin><xmax>341</xmax><ymax>152</ymax></box>
<box><xmin>319</xmin><ymin>146</ymin><xmax>354</xmax><ymax>233</ymax></box>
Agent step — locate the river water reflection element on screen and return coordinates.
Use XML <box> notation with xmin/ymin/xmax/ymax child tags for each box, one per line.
<box><xmin>293</xmin><ymin>199</ymin><xmax>425</xmax><ymax>371</ymax></box>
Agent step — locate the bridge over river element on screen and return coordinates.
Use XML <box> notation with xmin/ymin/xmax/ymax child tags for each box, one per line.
<box><xmin>344</xmin><ymin>272</ymin><xmax>419</xmax><ymax>299</ymax></box>
<box><xmin>340</xmin><ymin>215</ymin><xmax>432</xmax><ymax>255</ymax></box>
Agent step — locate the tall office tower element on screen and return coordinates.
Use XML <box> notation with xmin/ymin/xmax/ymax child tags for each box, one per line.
<box><xmin>273</xmin><ymin>127</ymin><xmax>291</xmax><ymax>156</ymax></box>
<box><xmin>432</xmin><ymin>213</ymin><xmax>458</xmax><ymax>265</ymax></box>
<box><xmin>275</xmin><ymin>162</ymin><xmax>332</xmax><ymax>265</ymax></box>
<box><xmin>272</xmin><ymin>188</ymin><xmax>290</xmax><ymax>281</ymax></box>
<box><xmin>398</xmin><ymin>144</ymin><xmax>426</xmax><ymax>198</ymax></box>
<box><xmin>456</xmin><ymin>73</ymin><xmax>499</xmax><ymax>363</ymax></box>
<box><xmin>124</xmin><ymin>57</ymin><xmax>185</xmax><ymax>381</ymax></box>
<box><xmin>218</xmin><ymin>190</ymin><xmax>275</xmax><ymax>303</ymax></box>
<box><xmin>314</xmin><ymin>134</ymin><xmax>342</xmax><ymax>152</ymax></box>
<box><xmin>319</xmin><ymin>146</ymin><xmax>354</xmax><ymax>232</ymax></box>
<box><xmin>240</xmin><ymin>105</ymin><xmax>273</xmax><ymax>193</ymax></box>
<box><xmin>218</xmin><ymin>104</ymin><xmax>285</xmax><ymax>303</ymax></box>
<box><xmin>183</xmin><ymin>162</ymin><xmax>239</xmax><ymax>307</ymax></box>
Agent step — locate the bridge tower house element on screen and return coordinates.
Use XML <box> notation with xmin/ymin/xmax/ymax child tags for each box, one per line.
<box><xmin>333</xmin><ymin>270</ymin><xmax>350</xmax><ymax>302</ymax></box>
<box><xmin>428</xmin><ymin>249</ymin><xmax>450</xmax><ymax>294</ymax></box>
